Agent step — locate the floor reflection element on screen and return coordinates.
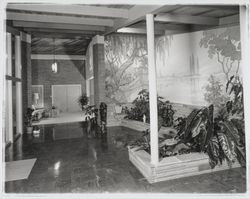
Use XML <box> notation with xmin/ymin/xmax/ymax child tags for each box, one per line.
<box><xmin>5</xmin><ymin>122</ymin><xmax>246</xmax><ymax>193</ymax></box>
<box><xmin>52</xmin><ymin>125</ymin><xmax>84</xmax><ymax>140</ymax></box>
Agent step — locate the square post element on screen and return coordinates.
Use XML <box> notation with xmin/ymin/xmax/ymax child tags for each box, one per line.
<box><xmin>6</xmin><ymin>33</ymin><xmax>13</xmax><ymax>143</ymax></box>
<box><xmin>15</xmin><ymin>35</ymin><xmax>23</xmax><ymax>134</ymax></box>
<box><xmin>146</xmin><ymin>14</ymin><xmax>159</xmax><ymax>165</ymax></box>
<box><xmin>92</xmin><ymin>35</ymin><xmax>105</xmax><ymax>109</ymax></box>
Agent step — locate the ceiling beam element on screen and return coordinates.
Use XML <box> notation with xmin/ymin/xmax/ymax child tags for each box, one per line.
<box><xmin>219</xmin><ymin>14</ymin><xmax>239</xmax><ymax>25</ymax></box>
<box><xmin>13</xmin><ymin>21</ymin><xmax>105</xmax><ymax>32</ymax></box>
<box><xmin>29</xmin><ymin>32</ymin><xmax>93</xmax><ymax>40</ymax></box>
<box><xmin>193</xmin><ymin>5</ymin><xmax>239</xmax><ymax>12</ymax></box>
<box><xmin>6</xmin><ymin>25</ymin><xmax>20</xmax><ymax>35</ymax></box>
<box><xmin>130</xmin><ymin>22</ymin><xmax>191</xmax><ymax>31</ymax></box>
<box><xmin>164</xmin><ymin>29</ymin><xmax>191</xmax><ymax>35</ymax></box>
<box><xmin>31</xmin><ymin>54</ymin><xmax>86</xmax><ymax>61</ymax></box>
<box><xmin>24</xmin><ymin>28</ymin><xmax>96</xmax><ymax>35</ymax></box>
<box><xmin>7</xmin><ymin>12</ymin><xmax>114</xmax><ymax>27</ymax></box>
<box><xmin>117</xmin><ymin>27</ymin><xmax>164</xmax><ymax>35</ymax></box>
<box><xmin>189</xmin><ymin>24</ymin><xmax>218</xmax><ymax>32</ymax></box>
<box><xmin>189</xmin><ymin>14</ymin><xmax>239</xmax><ymax>32</ymax></box>
<box><xmin>24</xmin><ymin>28</ymin><xmax>98</xmax><ymax>40</ymax></box>
<box><xmin>7</xmin><ymin>4</ymin><xmax>129</xmax><ymax>19</ymax></box>
<box><xmin>104</xmin><ymin>5</ymin><xmax>180</xmax><ymax>35</ymax></box>
<box><xmin>24</xmin><ymin>28</ymin><xmax>96</xmax><ymax>39</ymax></box>
<box><xmin>155</xmin><ymin>13</ymin><xmax>219</xmax><ymax>25</ymax></box>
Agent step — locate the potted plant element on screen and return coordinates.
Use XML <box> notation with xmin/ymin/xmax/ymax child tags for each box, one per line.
<box><xmin>77</xmin><ymin>93</ymin><xmax>89</xmax><ymax>111</ymax></box>
<box><xmin>25</xmin><ymin>108</ymin><xmax>34</xmax><ymax>134</ymax></box>
<box><xmin>51</xmin><ymin>105</ymin><xmax>57</xmax><ymax>117</ymax></box>
<box><xmin>33</xmin><ymin>125</ymin><xmax>40</xmax><ymax>136</ymax></box>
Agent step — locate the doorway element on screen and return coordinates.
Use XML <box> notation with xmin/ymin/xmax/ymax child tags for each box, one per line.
<box><xmin>52</xmin><ymin>84</ymin><xmax>81</xmax><ymax>113</ymax></box>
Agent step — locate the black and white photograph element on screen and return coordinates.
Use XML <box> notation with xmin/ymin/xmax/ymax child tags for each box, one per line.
<box><xmin>0</xmin><ymin>0</ymin><xmax>249</xmax><ymax>198</ymax></box>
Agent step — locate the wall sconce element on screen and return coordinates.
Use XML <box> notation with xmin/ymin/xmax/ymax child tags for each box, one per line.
<box><xmin>51</xmin><ymin>38</ymin><xmax>58</xmax><ymax>73</ymax></box>
<box><xmin>52</xmin><ymin>62</ymin><xmax>58</xmax><ymax>73</ymax></box>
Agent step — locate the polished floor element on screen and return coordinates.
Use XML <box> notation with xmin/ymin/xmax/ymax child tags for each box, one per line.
<box><xmin>5</xmin><ymin>122</ymin><xmax>246</xmax><ymax>193</ymax></box>
<box><xmin>32</xmin><ymin>111</ymin><xmax>85</xmax><ymax>126</ymax></box>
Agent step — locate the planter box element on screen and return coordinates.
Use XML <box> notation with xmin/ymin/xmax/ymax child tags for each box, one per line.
<box><xmin>121</xmin><ymin>119</ymin><xmax>149</xmax><ymax>131</ymax></box>
<box><xmin>108</xmin><ymin>118</ymin><xmax>242</xmax><ymax>183</ymax></box>
<box><xmin>124</xmin><ymin>119</ymin><xmax>241</xmax><ymax>183</ymax></box>
<box><xmin>128</xmin><ymin>147</ymin><xmax>241</xmax><ymax>184</ymax></box>
<box><xmin>121</xmin><ymin>119</ymin><xmax>177</xmax><ymax>137</ymax></box>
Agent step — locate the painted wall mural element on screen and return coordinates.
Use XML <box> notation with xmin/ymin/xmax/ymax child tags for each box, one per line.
<box><xmin>104</xmin><ymin>25</ymin><xmax>241</xmax><ymax>106</ymax></box>
<box><xmin>104</xmin><ymin>34</ymin><xmax>148</xmax><ymax>103</ymax></box>
<box><xmin>156</xmin><ymin>25</ymin><xmax>241</xmax><ymax>106</ymax></box>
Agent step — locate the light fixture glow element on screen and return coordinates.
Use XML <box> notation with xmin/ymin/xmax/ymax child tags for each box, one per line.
<box><xmin>54</xmin><ymin>161</ymin><xmax>61</xmax><ymax>170</ymax></box>
<box><xmin>51</xmin><ymin>38</ymin><xmax>58</xmax><ymax>73</ymax></box>
<box><xmin>52</xmin><ymin>62</ymin><xmax>58</xmax><ymax>73</ymax></box>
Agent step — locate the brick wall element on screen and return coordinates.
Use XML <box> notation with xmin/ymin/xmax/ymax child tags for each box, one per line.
<box><xmin>93</xmin><ymin>44</ymin><xmax>105</xmax><ymax>108</ymax></box>
<box><xmin>31</xmin><ymin>59</ymin><xmax>86</xmax><ymax>108</ymax></box>
<box><xmin>21</xmin><ymin>41</ymin><xmax>31</xmax><ymax>115</ymax></box>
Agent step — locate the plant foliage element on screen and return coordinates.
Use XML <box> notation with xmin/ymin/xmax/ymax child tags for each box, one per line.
<box><xmin>77</xmin><ymin>93</ymin><xmax>88</xmax><ymax>111</ymax></box>
<box><xmin>124</xmin><ymin>89</ymin><xmax>175</xmax><ymax>127</ymax></box>
<box><xmin>129</xmin><ymin>76</ymin><xmax>245</xmax><ymax>168</ymax></box>
<box><xmin>25</xmin><ymin>108</ymin><xmax>34</xmax><ymax>127</ymax></box>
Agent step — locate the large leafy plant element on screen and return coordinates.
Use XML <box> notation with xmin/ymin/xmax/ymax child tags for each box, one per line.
<box><xmin>129</xmin><ymin>76</ymin><xmax>245</xmax><ymax>168</ymax></box>
<box><xmin>175</xmin><ymin>75</ymin><xmax>245</xmax><ymax>168</ymax></box>
<box><xmin>124</xmin><ymin>89</ymin><xmax>175</xmax><ymax>126</ymax></box>
<box><xmin>125</xmin><ymin>89</ymin><xmax>150</xmax><ymax>122</ymax></box>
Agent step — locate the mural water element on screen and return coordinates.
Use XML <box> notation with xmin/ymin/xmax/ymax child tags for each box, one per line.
<box><xmin>104</xmin><ymin>25</ymin><xmax>241</xmax><ymax>107</ymax></box>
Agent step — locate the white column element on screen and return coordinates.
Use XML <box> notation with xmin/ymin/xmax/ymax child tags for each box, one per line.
<box><xmin>15</xmin><ymin>35</ymin><xmax>23</xmax><ymax>134</ymax></box>
<box><xmin>146</xmin><ymin>14</ymin><xmax>159</xmax><ymax>165</ymax></box>
<box><xmin>240</xmin><ymin>5</ymin><xmax>250</xmax><ymax>172</ymax></box>
<box><xmin>6</xmin><ymin>33</ymin><xmax>13</xmax><ymax>143</ymax></box>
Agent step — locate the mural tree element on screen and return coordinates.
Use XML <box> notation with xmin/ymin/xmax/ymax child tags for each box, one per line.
<box><xmin>155</xmin><ymin>35</ymin><xmax>173</xmax><ymax>76</ymax></box>
<box><xmin>105</xmin><ymin>34</ymin><xmax>147</xmax><ymax>102</ymax></box>
<box><xmin>200</xmin><ymin>27</ymin><xmax>241</xmax><ymax>80</ymax></box>
<box><xmin>204</xmin><ymin>75</ymin><xmax>229</xmax><ymax>109</ymax></box>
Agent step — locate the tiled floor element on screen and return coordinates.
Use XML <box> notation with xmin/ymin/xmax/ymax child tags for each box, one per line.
<box><xmin>5</xmin><ymin>122</ymin><xmax>246</xmax><ymax>193</ymax></box>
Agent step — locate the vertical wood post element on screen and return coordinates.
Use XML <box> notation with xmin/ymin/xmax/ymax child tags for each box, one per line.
<box><xmin>15</xmin><ymin>35</ymin><xmax>23</xmax><ymax>134</ymax></box>
<box><xmin>6</xmin><ymin>33</ymin><xmax>13</xmax><ymax>143</ymax></box>
<box><xmin>146</xmin><ymin>14</ymin><xmax>159</xmax><ymax>165</ymax></box>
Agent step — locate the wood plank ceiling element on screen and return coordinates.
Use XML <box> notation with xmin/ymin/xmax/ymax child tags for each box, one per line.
<box><xmin>6</xmin><ymin>4</ymin><xmax>240</xmax><ymax>55</ymax></box>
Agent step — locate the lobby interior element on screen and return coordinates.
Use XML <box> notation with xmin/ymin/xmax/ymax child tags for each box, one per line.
<box><xmin>1</xmin><ymin>2</ymin><xmax>249</xmax><ymax>194</ymax></box>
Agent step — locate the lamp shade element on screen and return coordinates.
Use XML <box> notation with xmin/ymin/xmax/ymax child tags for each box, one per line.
<box><xmin>33</xmin><ymin>93</ymin><xmax>39</xmax><ymax>100</ymax></box>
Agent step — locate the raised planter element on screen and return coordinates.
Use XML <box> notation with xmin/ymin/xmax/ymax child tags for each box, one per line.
<box><xmin>110</xmin><ymin>119</ymin><xmax>241</xmax><ymax>183</ymax></box>
<box><xmin>121</xmin><ymin>119</ymin><xmax>177</xmax><ymax>136</ymax></box>
<box><xmin>128</xmin><ymin>146</ymin><xmax>241</xmax><ymax>184</ymax></box>
<box><xmin>121</xmin><ymin>119</ymin><xmax>149</xmax><ymax>131</ymax></box>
